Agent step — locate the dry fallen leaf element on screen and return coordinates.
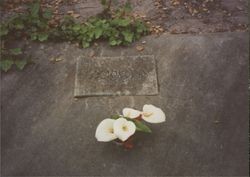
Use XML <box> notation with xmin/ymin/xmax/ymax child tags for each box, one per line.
<box><xmin>136</xmin><ymin>45</ymin><xmax>144</xmax><ymax>51</ymax></box>
<box><xmin>55</xmin><ymin>56</ymin><xmax>63</xmax><ymax>62</ymax></box>
<box><xmin>72</xmin><ymin>14</ymin><xmax>80</xmax><ymax>18</ymax></box>
<box><xmin>67</xmin><ymin>10</ymin><xmax>74</xmax><ymax>14</ymax></box>
<box><xmin>49</xmin><ymin>55</ymin><xmax>63</xmax><ymax>62</ymax></box>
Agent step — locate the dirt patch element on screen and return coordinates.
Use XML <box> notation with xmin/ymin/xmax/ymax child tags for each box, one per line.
<box><xmin>0</xmin><ymin>0</ymin><xmax>248</xmax><ymax>34</ymax></box>
<box><xmin>160</xmin><ymin>0</ymin><xmax>249</xmax><ymax>34</ymax></box>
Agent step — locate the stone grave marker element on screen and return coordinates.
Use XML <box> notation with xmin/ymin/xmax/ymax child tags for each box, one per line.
<box><xmin>74</xmin><ymin>55</ymin><xmax>158</xmax><ymax>97</ymax></box>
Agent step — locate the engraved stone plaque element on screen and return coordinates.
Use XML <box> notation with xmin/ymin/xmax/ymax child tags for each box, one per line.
<box><xmin>74</xmin><ymin>55</ymin><xmax>158</xmax><ymax>97</ymax></box>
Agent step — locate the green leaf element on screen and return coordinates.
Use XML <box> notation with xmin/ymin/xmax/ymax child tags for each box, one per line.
<box><xmin>124</xmin><ymin>2</ymin><xmax>132</xmax><ymax>12</ymax></box>
<box><xmin>0</xmin><ymin>25</ymin><xmax>8</xmax><ymax>37</ymax></box>
<box><xmin>79</xmin><ymin>26</ymin><xmax>88</xmax><ymax>34</ymax></box>
<box><xmin>101</xmin><ymin>0</ymin><xmax>106</xmax><ymax>5</ymax></box>
<box><xmin>119</xmin><ymin>18</ymin><xmax>131</xmax><ymax>26</ymax></box>
<box><xmin>109</xmin><ymin>39</ymin><xmax>117</xmax><ymax>46</ymax></box>
<box><xmin>43</xmin><ymin>8</ymin><xmax>52</xmax><ymax>19</ymax></box>
<box><xmin>15</xmin><ymin>23</ymin><xmax>24</xmax><ymax>30</ymax></box>
<box><xmin>111</xmin><ymin>18</ymin><xmax>131</xmax><ymax>27</ymax></box>
<box><xmin>87</xmin><ymin>29</ymin><xmax>95</xmax><ymax>39</ymax></box>
<box><xmin>108</xmin><ymin>36</ymin><xmax>122</xmax><ymax>46</ymax></box>
<box><xmin>135</xmin><ymin>20</ymin><xmax>148</xmax><ymax>34</ymax></box>
<box><xmin>111</xmin><ymin>114</ymin><xmax>121</xmax><ymax>119</ymax></box>
<box><xmin>30</xmin><ymin>33</ymin><xmax>37</xmax><ymax>40</ymax></box>
<box><xmin>31</xmin><ymin>26</ymin><xmax>38</xmax><ymax>32</ymax></box>
<box><xmin>15</xmin><ymin>59</ymin><xmax>28</xmax><ymax>70</ymax></box>
<box><xmin>122</xmin><ymin>30</ymin><xmax>134</xmax><ymax>43</ymax></box>
<box><xmin>30</xmin><ymin>1</ymin><xmax>40</xmax><ymax>18</ymax></box>
<box><xmin>82</xmin><ymin>41</ymin><xmax>90</xmax><ymax>48</ymax></box>
<box><xmin>134</xmin><ymin>120</ymin><xmax>152</xmax><ymax>133</ymax></box>
<box><xmin>36</xmin><ymin>20</ymin><xmax>48</xmax><ymax>29</ymax></box>
<box><xmin>72</xmin><ymin>24</ymin><xmax>81</xmax><ymax>32</ymax></box>
<box><xmin>10</xmin><ymin>48</ymin><xmax>22</xmax><ymax>55</ymax></box>
<box><xmin>38</xmin><ymin>33</ymin><xmax>48</xmax><ymax>41</ymax></box>
<box><xmin>0</xmin><ymin>59</ymin><xmax>13</xmax><ymax>72</ymax></box>
<box><xmin>94</xmin><ymin>27</ymin><xmax>103</xmax><ymax>39</ymax></box>
<box><xmin>13</xmin><ymin>18</ymin><xmax>24</xmax><ymax>30</ymax></box>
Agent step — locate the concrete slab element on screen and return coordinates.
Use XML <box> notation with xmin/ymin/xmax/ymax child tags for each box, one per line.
<box><xmin>74</xmin><ymin>55</ymin><xmax>158</xmax><ymax>97</ymax></box>
<box><xmin>1</xmin><ymin>32</ymin><xmax>249</xmax><ymax>176</ymax></box>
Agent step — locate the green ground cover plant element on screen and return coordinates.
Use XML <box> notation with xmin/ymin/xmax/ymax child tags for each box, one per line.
<box><xmin>0</xmin><ymin>0</ymin><xmax>149</xmax><ymax>72</ymax></box>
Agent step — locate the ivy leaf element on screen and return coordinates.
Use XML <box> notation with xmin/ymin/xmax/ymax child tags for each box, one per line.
<box><xmin>43</xmin><ymin>8</ymin><xmax>52</xmax><ymax>19</ymax></box>
<box><xmin>0</xmin><ymin>59</ymin><xmax>13</xmax><ymax>72</ymax></box>
<box><xmin>15</xmin><ymin>59</ymin><xmax>27</xmax><ymax>70</ymax></box>
<box><xmin>38</xmin><ymin>33</ymin><xmax>49</xmax><ymax>41</ymax></box>
<box><xmin>122</xmin><ymin>30</ymin><xmax>134</xmax><ymax>43</ymax></box>
<box><xmin>10</xmin><ymin>48</ymin><xmax>22</xmax><ymax>55</ymax></box>
<box><xmin>134</xmin><ymin>120</ymin><xmax>152</xmax><ymax>133</ymax></box>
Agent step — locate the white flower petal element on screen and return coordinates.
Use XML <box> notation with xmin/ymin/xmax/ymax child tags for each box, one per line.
<box><xmin>113</xmin><ymin>118</ymin><xmax>136</xmax><ymax>141</ymax></box>
<box><xmin>122</xmin><ymin>108</ymin><xmax>141</xmax><ymax>119</ymax></box>
<box><xmin>95</xmin><ymin>118</ymin><xmax>117</xmax><ymax>142</ymax></box>
<box><xmin>142</xmin><ymin>104</ymin><xmax>166</xmax><ymax>123</ymax></box>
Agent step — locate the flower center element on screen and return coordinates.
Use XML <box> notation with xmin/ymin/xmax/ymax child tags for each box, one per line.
<box><xmin>122</xmin><ymin>125</ymin><xmax>128</xmax><ymax>131</ymax></box>
<box><xmin>143</xmin><ymin>112</ymin><xmax>153</xmax><ymax>117</ymax></box>
<box><xmin>108</xmin><ymin>128</ymin><xmax>114</xmax><ymax>133</ymax></box>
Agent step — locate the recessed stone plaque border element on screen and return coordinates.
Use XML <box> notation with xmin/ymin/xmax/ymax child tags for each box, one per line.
<box><xmin>74</xmin><ymin>55</ymin><xmax>159</xmax><ymax>97</ymax></box>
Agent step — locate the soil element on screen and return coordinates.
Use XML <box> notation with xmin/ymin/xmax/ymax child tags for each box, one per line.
<box><xmin>0</xmin><ymin>0</ymin><xmax>248</xmax><ymax>34</ymax></box>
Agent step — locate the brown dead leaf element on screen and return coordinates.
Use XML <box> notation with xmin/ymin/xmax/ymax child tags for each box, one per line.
<box><xmin>55</xmin><ymin>56</ymin><xmax>63</xmax><ymax>62</ymax></box>
<box><xmin>50</xmin><ymin>55</ymin><xmax>63</xmax><ymax>62</ymax></box>
<box><xmin>67</xmin><ymin>10</ymin><xmax>74</xmax><ymax>14</ymax></box>
<box><xmin>136</xmin><ymin>45</ymin><xmax>144</xmax><ymax>51</ymax></box>
<box><xmin>72</xmin><ymin>14</ymin><xmax>80</xmax><ymax>18</ymax></box>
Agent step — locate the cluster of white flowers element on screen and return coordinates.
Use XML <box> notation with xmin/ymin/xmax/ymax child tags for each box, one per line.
<box><xmin>95</xmin><ymin>104</ymin><xmax>166</xmax><ymax>142</ymax></box>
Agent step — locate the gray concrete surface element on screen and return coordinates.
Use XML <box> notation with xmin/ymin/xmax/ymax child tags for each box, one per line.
<box><xmin>1</xmin><ymin>32</ymin><xmax>249</xmax><ymax>176</ymax></box>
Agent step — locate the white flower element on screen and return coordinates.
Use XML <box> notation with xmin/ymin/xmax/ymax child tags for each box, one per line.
<box><xmin>95</xmin><ymin>119</ymin><xmax>117</xmax><ymax>142</ymax></box>
<box><xmin>142</xmin><ymin>104</ymin><xmax>166</xmax><ymax>123</ymax></box>
<box><xmin>122</xmin><ymin>108</ymin><xmax>141</xmax><ymax>119</ymax></box>
<box><xmin>113</xmin><ymin>118</ymin><xmax>136</xmax><ymax>141</ymax></box>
